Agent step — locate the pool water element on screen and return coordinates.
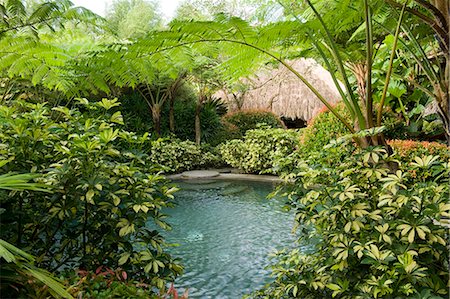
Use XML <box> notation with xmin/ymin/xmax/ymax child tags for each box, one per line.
<box><xmin>163</xmin><ymin>180</ymin><xmax>298</xmax><ymax>299</ymax></box>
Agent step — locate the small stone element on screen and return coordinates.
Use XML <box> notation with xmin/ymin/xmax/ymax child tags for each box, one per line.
<box><xmin>181</xmin><ymin>170</ymin><xmax>220</xmax><ymax>179</ymax></box>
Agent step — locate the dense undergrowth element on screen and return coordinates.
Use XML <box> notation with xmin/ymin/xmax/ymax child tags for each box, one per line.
<box><xmin>0</xmin><ymin>99</ymin><xmax>183</xmax><ymax>297</ymax></box>
<box><xmin>219</xmin><ymin>106</ymin><xmax>449</xmax><ymax>299</ymax></box>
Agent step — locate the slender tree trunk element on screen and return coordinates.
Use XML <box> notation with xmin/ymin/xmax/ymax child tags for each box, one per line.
<box><xmin>195</xmin><ymin>96</ymin><xmax>203</xmax><ymax>145</ymax></box>
<box><xmin>169</xmin><ymin>97</ymin><xmax>175</xmax><ymax>133</ymax></box>
<box><xmin>151</xmin><ymin>105</ymin><xmax>161</xmax><ymax>137</ymax></box>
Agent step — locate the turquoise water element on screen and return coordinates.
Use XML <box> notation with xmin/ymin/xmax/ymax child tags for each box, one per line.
<box><xmin>163</xmin><ymin>180</ymin><xmax>298</xmax><ymax>299</ymax></box>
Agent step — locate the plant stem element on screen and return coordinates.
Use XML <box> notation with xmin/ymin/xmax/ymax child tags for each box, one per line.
<box><xmin>364</xmin><ymin>0</ymin><xmax>374</xmax><ymax>130</ymax></box>
<box><xmin>377</xmin><ymin>2</ymin><xmax>408</xmax><ymax>127</ymax></box>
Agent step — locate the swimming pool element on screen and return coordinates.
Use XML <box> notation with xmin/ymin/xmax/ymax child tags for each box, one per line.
<box><xmin>163</xmin><ymin>180</ymin><xmax>298</xmax><ymax>298</ymax></box>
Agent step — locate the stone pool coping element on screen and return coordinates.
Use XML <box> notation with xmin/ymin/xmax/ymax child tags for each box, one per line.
<box><xmin>167</xmin><ymin>168</ymin><xmax>285</xmax><ymax>183</ymax></box>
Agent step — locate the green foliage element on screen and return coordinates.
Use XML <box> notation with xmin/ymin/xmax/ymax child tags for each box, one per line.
<box><xmin>0</xmin><ymin>98</ymin><xmax>182</xmax><ymax>292</ymax></box>
<box><xmin>149</xmin><ymin>138</ymin><xmax>222</xmax><ymax>173</ymax></box>
<box><xmin>219</xmin><ymin>127</ymin><xmax>300</xmax><ymax>174</ymax></box>
<box><xmin>162</xmin><ymin>99</ymin><xmax>224</xmax><ymax>144</ymax></box>
<box><xmin>222</xmin><ymin>109</ymin><xmax>285</xmax><ymax>138</ymax></box>
<box><xmin>0</xmin><ymin>0</ymin><xmax>101</xmax><ymax>38</ymax></box>
<box><xmin>388</xmin><ymin>140</ymin><xmax>450</xmax><ymax>163</ymax></box>
<box><xmin>67</xmin><ymin>267</ymin><xmax>188</xmax><ymax>299</ymax></box>
<box><xmin>120</xmin><ymin>90</ymin><xmax>224</xmax><ymax>144</ymax></box>
<box><xmin>251</xmin><ymin>144</ymin><xmax>449</xmax><ymax>298</ymax></box>
<box><xmin>212</xmin><ymin>120</ymin><xmax>241</xmax><ymax>146</ymax></box>
<box><xmin>0</xmin><ymin>168</ymin><xmax>72</xmax><ymax>299</ymax></box>
<box><xmin>67</xmin><ymin>266</ymin><xmax>150</xmax><ymax>299</ymax></box>
<box><xmin>300</xmin><ymin>104</ymin><xmax>351</xmax><ymax>153</ymax></box>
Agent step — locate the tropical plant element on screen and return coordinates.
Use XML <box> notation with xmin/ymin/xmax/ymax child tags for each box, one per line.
<box><xmin>219</xmin><ymin>127</ymin><xmax>300</xmax><ymax>174</ymax></box>
<box><xmin>123</xmin><ymin>0</ymin><xmax>450</xmax><ymax>149</ymax></box>
<box><xmin>0</xmin><ymin>98</ymin><xmax>182</xmax><ymax>291</ymax></box>
<box><xmin>0</xmin><ymin>0</ymin><xmax>105</xmax><ymax>99</ymax></box>
<box><xmin>0</xmin><ymin>163</ymin><xmax>72</xmax><ymax>299</ymax></box>
<box><xmin>137</xmin><ymin>72</ymin><xmax>187</xmax><ymax>136</ymax></box>
<box><xmin>383</xmin><ymin>0</ymin><xmax>449</xmax><ymax>140</ymax></box>
<box><xmin>299</xmin><ymin>104</ymin><xmax>352</xmax><ymax>153</ymax></box>
<box><xmin>149</xmin><ymin>138</ymin><xmax>222</xmax><ymax>173</ymax></box>
<box><xmin>251</xmin><ymin>143</ymin><xmax>449</xmax><ymax>298</ymax></box>
<box><xmin>0</xmin><ymin>0</ymin><xmax>100</xmax><ymax>38</ymax></box>
<box><xmin>388</xmin><ymin>139</ymin><xmax>450</xmax><ymax>162</ymax></box>
<box><xmin>0</xmin><ymin>238</ymin><xmax>73</xmax><ymax>298</ymax></box>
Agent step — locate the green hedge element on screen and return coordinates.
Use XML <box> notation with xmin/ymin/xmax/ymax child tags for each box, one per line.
<box><xmin>219</xmin><ymin>127</ymin><xmax>300</xmax><ymax>174</ymax></box>
<box><xmin>149</xmin><ymin>138</ymin><xmax>222</xmax><ymax>173</ymax></box>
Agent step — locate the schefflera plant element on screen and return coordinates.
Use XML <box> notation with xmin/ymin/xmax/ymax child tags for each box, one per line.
<box><xmin>0</xmin><ymin>98</ymin><xmax>182</xmax><ymax>290</ymax></box>
<box><xmin>251</xmin><ymin>143</ymin><xmax>449</xmax><ymax>298</ymax></box>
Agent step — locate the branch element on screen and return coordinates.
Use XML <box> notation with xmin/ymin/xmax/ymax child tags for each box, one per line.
<box><xmin>384</xmin><ymin>0</ymin><xmax>448</xmax><ymax>50</ymax></box>
<box><xmin>0</xmin><ymin>17</ymin><xmax>58</xmax><ymax>36</ymax></box>
<box><xmin>414</xmin><ymin>0</ymin><xmax>448</xmax><ymax>29</ymax></box>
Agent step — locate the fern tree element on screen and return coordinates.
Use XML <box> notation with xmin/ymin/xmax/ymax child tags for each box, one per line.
<box><xmin>125</xmin><ymin>0</ymin><xmax>446</xmax><ymax>147</ymax></box>
<box><xmin>0</xmin><ymin>0</ymin><xmax>105</xmax><ymax>100</ymax></box>
<box><xmin>186</xmin><ymin>49</ymin><xmax>223</xmax><ymax>145</ymax></box>
<box><xmin>137</xmin><ymin>72</ymin><xmax>186</xmax><ymax>136</ymax></box>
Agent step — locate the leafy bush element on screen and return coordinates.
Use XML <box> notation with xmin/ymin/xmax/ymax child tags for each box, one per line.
<box><xmin>149</xmin><ymin>138</ymin><xmax>222</xmax><ymax>173</ymax></box>
<box><xmin>299</xmin><ymin>104</ymin><xmax>351</xmax><ymax>153</ymax></box>
<box><xmin>252</xmin><ymin>144</ymin><xmax>449</xmax><ymax>298</ymax></box>
<box><xmin>388</xmin><ymin>139</ymin><xmax>449</xmax><ymax>162</ymax></box>
<box><xmin>222</xmin><ymin>109</ymin><xmax>285</xmax><ymax>137</ymax></box>
<box><xmin>0</xmin><ymin>99</ymin><xmax>182</xmax><ymax>294</ymax></box>
<box><xmin>219</xmin><ymin>128</ymin><xmax>300</xmax><ymax>174</ymax></box>
<box><xmin>211</xmin><ymin>120</ymin><xmax>241</xmax><ymax>146</ymax></box>
<box><xmin>119</xmin><ymin>90</ymin><xmax>224</xmax><ymax>144</ymax></box>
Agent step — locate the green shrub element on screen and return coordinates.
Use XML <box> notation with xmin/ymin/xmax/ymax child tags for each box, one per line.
<box><xmin>120</xmin><ymin>90</ymin><xmax>224</xmax><ymax>144</ymax></box>
<box><xmin>222</xmin><ymin>109</ymin><xmax>285</xmax><ymax>137</ymax></box>
<box><xmin>209</xmin><ymin>120</ymin><xmax>241</xmax><ymax>146</ymax></box>
<box><xmin>121</xmin><ymin>91</ymin><xmax>153</xmax><ymax>135</ymax></box>
<box><xmin>388</xmin><ymin>139</ymin><xmax>449</xmax><ymax>162</ymax></box>
<box><xmin>300</xmin><ymin>104</ymin><xmax>351</xmax><ymax>153</ymax></box>
<box><xmin>0</xmin><ymin>99</ymin><xmax>182</xmax><ymax>294</ymax></box>
<box><xmin>252</xmin><ymin>144</ymin><xmax>449</xmax><ymax>298</ymax></box>
<box><xmin>219</xmin><ymin>128</ymin><xmax>300</xmax><ymax>174</ymax></box>
<box><xmin>149</xmin><ymin>138</ymin><xmax>222</xmax><ymax>173</ymax></box>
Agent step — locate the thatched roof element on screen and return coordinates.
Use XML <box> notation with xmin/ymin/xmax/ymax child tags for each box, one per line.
<box><xmin>216</xmin><ymin>58</ymin><xmax>342</xmax><ymax>121</ymax></box>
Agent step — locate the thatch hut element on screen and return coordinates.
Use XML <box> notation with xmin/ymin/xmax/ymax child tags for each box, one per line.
<box><xmin>216</xmin><ymin>58</ymin><xmax>342</xmax><ymax>128</ymax></box>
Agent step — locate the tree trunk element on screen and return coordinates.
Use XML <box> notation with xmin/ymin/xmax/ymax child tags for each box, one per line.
<box><xmin>151</xmin><ymin>105</ymin><xmax>161</xmax><ymax>137</ymax></box>
<box><xmin>195</xmin><ymin>97</ymin><xmax>203</xmax><ymax>145</ymax></box>
<box><xmin>169</xmin><ymin>97</ymin><xmax>175</xmax><ymax>133</ymax></box>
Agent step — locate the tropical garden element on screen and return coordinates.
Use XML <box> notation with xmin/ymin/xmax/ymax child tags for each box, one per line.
<box><xmin>0</xmin><ymin>0</ymin><xmax>448</xmax><ymax>298</ymax></box>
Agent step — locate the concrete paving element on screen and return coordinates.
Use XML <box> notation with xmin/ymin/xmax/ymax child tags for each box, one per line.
<box><xmin>180</xmin><ymin>170</ymin><xmax>220</xmax><ymax>179</ymax></box>
<box><xmin>167</xmin><ymin>169</ymin><xmax>285</xmax><ymax>183</ymax></box>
